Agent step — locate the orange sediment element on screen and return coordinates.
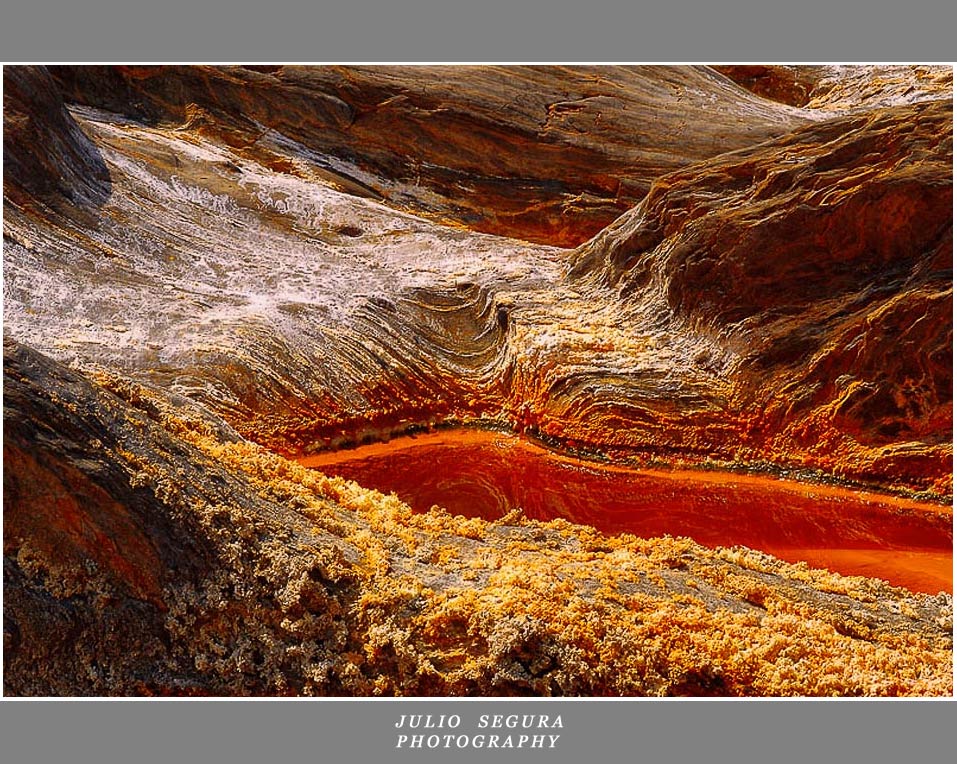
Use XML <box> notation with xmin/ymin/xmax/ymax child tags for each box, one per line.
<box><xmin>299</xmin><ymin>428</ymin><xmax>953</xmax><ymax>595</ymax></box>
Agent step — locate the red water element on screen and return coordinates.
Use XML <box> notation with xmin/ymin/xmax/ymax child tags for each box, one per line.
<box><xmin>299</xmin><ymin>430</ymin><xmax>953</xmax><ymax>595</ymax></box>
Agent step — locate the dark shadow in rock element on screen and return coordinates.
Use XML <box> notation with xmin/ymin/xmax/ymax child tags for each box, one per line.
<box><xmin>3</xmin><ymin>65</ymin><xmax>112</xmax><ymax>207</ymax></box>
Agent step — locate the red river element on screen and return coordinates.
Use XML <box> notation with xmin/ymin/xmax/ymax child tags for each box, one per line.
<box><xmin>299</xmin><ymin>429</ymin><xmax>953</xmax><ymax>595</ymax></box>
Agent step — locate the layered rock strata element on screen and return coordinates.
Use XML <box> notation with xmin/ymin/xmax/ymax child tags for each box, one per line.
<box><xmin>715</xmin><ymin>64</ymin><xmax>952</xmax><ymax>111</ymax></box>
<box><xmin>46</xmin><ymin>64</ymin><xmax>811</xmax><ymax>246</ymax></box>
<box><xmin>5</xmin><ymin>340</ymin><xmax>951</xmax><ymax>696</ymax></box>
<box><xmin>5</xmin><ymin>66</ymin><xmax>951</xmax><ymax>495</ymax></box>
<box><xmin>566</xmin><ymin>97</ymin><xmax>952</xmax><ymax>495</ymax></box>
<box><xmin>3</xmin><ymin>65</ymin><xmax>953</xmax><ymax>696</ymax></box>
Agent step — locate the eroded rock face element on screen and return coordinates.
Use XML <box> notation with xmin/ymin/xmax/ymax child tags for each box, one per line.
<box><xmin>713</xmin><ymin>65</ymin><xmax>825</xmax><ymax>107</ymax></box>
<box><xmin>3</xmin><ymin>65</ymin><xmax>953</xmax><ymax>696</ymax></box>
<box><xmin>5</xmin><ymin>67</ymin><xmax>951</xmax><ymax>495</ymax></box>
<box><xmin>3</xmin><ymin>66</ymin><xmax>110</xmax><ymax>205</ymax></box>
<box><xmin>564</xmin><ymin>98</ymin><xmax>952</xmax><ymax>494</ymax></box>
<box><xmin>715</xmin><ymin>64</ymin><xmax>952</xmax><ymax>111</ymax></box>
<box><xmin>4</xmin><ymin>340</ymin><xmax>952</xmax><ymax>696</ymax></box>
<box><xmin>46</xmin><ymin>65</ymin><xmax>811</xmax><ymax>246</ymax></box>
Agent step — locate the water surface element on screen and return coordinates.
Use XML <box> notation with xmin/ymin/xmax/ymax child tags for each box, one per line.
<box><xmin>299</xmin><ymin>429</ymin><xmax>952</xmax><ymax>595</ymax></box>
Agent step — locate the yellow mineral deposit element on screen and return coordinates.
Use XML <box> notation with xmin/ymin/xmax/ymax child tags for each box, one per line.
<box><xmin>299</xmin><ymin>428</ymin><xmax>952</xmax><ymax>595</ymax></box>
<box><xmin>3</xmin><ymin>64</ymin><xmax>953</xmax><ymax>696</ymax></box>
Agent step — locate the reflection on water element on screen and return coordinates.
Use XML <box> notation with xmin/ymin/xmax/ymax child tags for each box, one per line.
<box><xmin>299</xmin><ymin>430</ymin><xmax>953</xmax><ymax>595</ymax></box>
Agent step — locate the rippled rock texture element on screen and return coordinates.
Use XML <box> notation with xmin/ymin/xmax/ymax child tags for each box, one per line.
<box><xmin>567</xmin><ymin>96</ymin><xmax>952</xmax><ymax>495</ymax></box>
<box><xmin>46</xmin><ymin>64</ymin><xmax>810</xmax><ymax>246</ymax></box>
<box><xmin>3</xmin><ymin>65</ymin><xmax>953</xmax><ymax>696</ymax></box>
<box><xmin>4</xmin><ymin>340</ymin><xmax>952</xmax><ymax>695</ymax></box>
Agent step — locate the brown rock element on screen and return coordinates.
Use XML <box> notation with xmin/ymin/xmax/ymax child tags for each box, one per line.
<box><xmin>565</xmin><ymin>98</ymin><xmax>952</xmax><ymax>494</ymax></box>
<box><xmin>3</xmin><ymin>340</ymin><xmax>951</xmax><ymax>696</ymax></box>
<box><xmin>2</xmin><ymin>65</ymin><xmax>952</xmax><ymax>696</ymax></box>
<box><xmin>5</xmin><ymin>65</ymin><xmax>950</xmax><ymax>494</ymax></box>
<box><xmin>713</xmin><ymin>65</ymin><xmax>824</xmax><ymax>107</ymax></box>
<box><xmin>3</xmin><ymin>66</ymin><xmax>110</xmax><ymax>205</ymax></box>
<box><xmin>47</xmin><ymin>64</ymin><xmax>810</xmax><ymax>245</ymax></box>
<box><xmin>716</xmin><ymin>64</ymin><xmax>952</xmax><ymax>111</ymax></box>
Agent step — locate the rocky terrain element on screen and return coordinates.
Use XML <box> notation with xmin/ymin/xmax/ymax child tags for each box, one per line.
<box><xmin>3</xmin><ymin>65</ymin><xmax>953</xmax><ymax>696</ymax></box>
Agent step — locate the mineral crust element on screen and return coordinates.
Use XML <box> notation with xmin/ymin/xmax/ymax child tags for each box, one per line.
<box><xmin>3</xmin><ymin>65</ymin><xmax>953</xmax><ymax>696</ymax></box>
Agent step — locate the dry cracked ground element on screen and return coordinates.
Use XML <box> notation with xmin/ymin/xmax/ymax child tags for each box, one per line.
<box><xmin>2</xmin><ymin>64</ymin><xmax>953</xmax><ymax>696</ymax></box>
